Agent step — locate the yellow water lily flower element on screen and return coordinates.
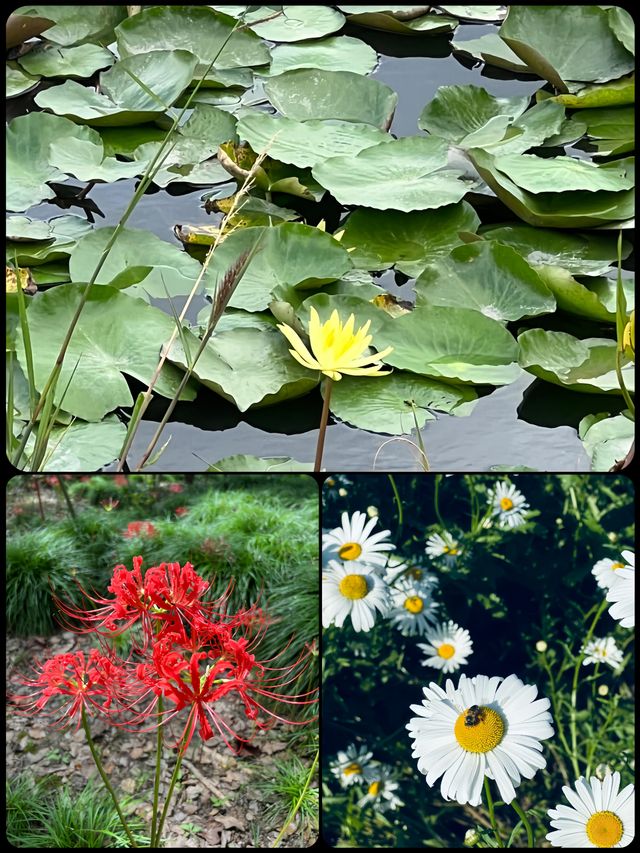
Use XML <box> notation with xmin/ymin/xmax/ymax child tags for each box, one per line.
<box><xmin>277</xmin><ymin>306</ymin><xmax>393</xmax><ymax>381</ymax></box>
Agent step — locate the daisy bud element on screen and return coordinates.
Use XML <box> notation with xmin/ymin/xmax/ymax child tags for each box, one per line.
<box><xmin>367</xmin><ymin>505</ymin><xmax>379</xmax><ymax>518</ymax></box>
<box><xmin>338</xmin><ymin>488</ymin><xmax>348</xmax><ymax>497</ymax></box>
<box><xmin>595</xmin><ymin>763</ymin><xmax>613</xmax><ymax>780</ymax></box>
<box><xmin>607</xmin><ymin>531</ymin><xmax>618</xmax><ymax>542</ymax></box>
<box><xmin>536</xmin><ymin>640</ymin><xmax>548</xmax><ymax>652</ymax></box>
<box><xmin>464</xmin><ymin>829</ymin><xmax>480</xmax><ymax>846</ymax></box>
<box><xmin>598</xmin><ymin>684</ymin><xmax>609</xmax><ymax>696</ymax></box>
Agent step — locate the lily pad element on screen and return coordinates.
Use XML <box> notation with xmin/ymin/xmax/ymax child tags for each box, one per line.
<box><xmin>202</xmin><ymin>223</ymin><xmax>352</xmax><ymax>311</ymax></box>
<box><xmin>579</xmin><ymin>412</ymin><xmax>634</xmax><ymax>471</ymax></box>
<box><xmin>339</xmin><ymin>201</ymin><xmax>480</xmax><ymax>275</ymax></box>
<box><xmin>207</xmin><ymin>454</ymin><xmax>314</xmax><ymax>471</ymax></box>
<box><xmin>237</xmin><ymin>112</ymin><xmax>392</xmax><ymax>169</ymax></box>
<box><xmin>607</xmin><ymin>6</ymin><xmax>634</xmax><ymax>56</ymax></box>
<box><xmin>480</xmin><ymin>224</ymin><xmax>631</xmax><ymax>277</ymax></box>
<box><xmin>338</xmin><ymin>7</ymin><xmax>458</xmax><ymax>36</ymax></box>
<box><xmin>98</xmin><ymin>125</ymin><xmax>168</xmax><ymax>157</ymax></box>
<box><xmin>499</xmin><ymin>6</ymin><xmax>634</xmax><ymax>88</ymax></box>
<box><xmin>6</xmin><ymin>215</ymin><xmax>93</xmax><ymax>266</ymax></box>
<box><xmin>532</xmin><ymin>267</ymin><xmax>634</xmax><ymax>323</ymax></box>
<box><xmin>415</xmin><ymin>241</ymin><xmax>555</xmax><ymax>322</ymax></box>
<box><xmin>6</xmin><ymin>61</ymin><xmax>40</xmax><ymax>98</ymax></box>
<box><xmin>217</xmin><ymin>142</ymin><xmax>325</xmax><ymax>201</ymax></box>
<box><xmin>576</xmin><ymin>106</ymin><xmax>635</xmax><ymax>157</ymax></box>
<box><xmin>260</xmin><ymin>35</ymin><xmax>377</xmax><ymax>77</ymax></box>
<box><xmin>6</xmin><ymin>216</ymin><xmax>54</xmax><ymax>242</ymax></box>
<box><xmin>48</xmin><ymin>137</ymin><xmax>145</xmax><ymax>183</ymax></box>
<box><xmin>481</xmin><ymin>101</ymin><xmax>568</xmax><ymax>157</ymax></box>
<box><xmin>115</xmin><ymin>6</ymin><xmax>270</xmax><ymax>71</ymax></box>
<box><xmin>34</xmin><ymin>416</ymin><xmax>127</xmax><ymax>472</ymax></box>
<box><xmin>451</xmin><ymin>32</ymin><xmax>532</xmax><ymax>73</ymax></box>
<box><xmin>329</xmin><ymin>370</ymin><xmax>477</xmax><ymax>435</ymax></box>
<box><xmin>166</xmin><ymin>325</ymin><xmax>319</xmax><ymax>411</ymax></box>
<box><xmin>15</xmin><ymin>284</ymin><xmax>197</xmax><ymax>422</ymax></box>
<box><xmin>35</xmin><ymin>50</ymin><xmax>199</xmax><ymax>126</ymax></box>
<box><xmin>517</xmin><ymin>329</ymin><xmax>634</xmax><ymax>395</ymax></box>
<box><xmin>13</xmin><ymin>5</ymin><xmax>128</xmax><ymax>46</ymax></box>
<box><xmin>494</xmin><ymin>154</ymin><xmax>634</xmax><ymax>195</ymax></box>
<box><xmin>132</xmin><ymin>141</ymin><xmax>231</xmax><ymax>188</ymax></box>
<box><xmin>264</xmin><ymin>69</ymin><xmax>397</xmax><ymax>129</ymax></box>
<box><xmin>243</xmin><ymin>6</ymin><xmax>345</xmax><ymax>42</ymax></box>
<box><xmin>437</xmin><ymin>6</ymin><xmax>505</xmax><ymax>22</ymax></box>
<box><xmin>18</xmin><ymin>43</ymin><xmax>115</xmax><ymax>78</ymax></box>
<box><xmin>539</xmin><ymin>75</ymin><xmax>634</xmax><ymax>109</ymax></box>
<box><xmin>313</xmin><ymin>136</ymin><xmax>470</xmax><ymax>212</ymax></box>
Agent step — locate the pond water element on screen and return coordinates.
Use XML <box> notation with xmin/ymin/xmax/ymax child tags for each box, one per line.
<box><xmin>17</xmin><ymin>19</ymin><xmax>619</xmax><ymax>472</ymax></box>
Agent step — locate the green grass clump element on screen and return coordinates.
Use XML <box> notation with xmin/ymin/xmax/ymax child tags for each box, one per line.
<box><xmin>256</xmin><ymin>755</ymin><xmax>319</xmax><ymax>831</ymax></box>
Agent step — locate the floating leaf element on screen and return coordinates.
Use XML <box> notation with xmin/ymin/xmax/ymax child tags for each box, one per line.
<box><xmin>539</xmin><ymin>75</ymin><xmax>634</xmax><ymax>109</ymax></box>
<box><xmin>13</xmin><ymin>5</ymin><xmax>128</xmax><ymax>46</ymax></box>
<box><xmin>260</xmin><ymin>35</ymin><xmax>377</xmax><ymax>77</ymax></box>
<box><xmin>532</xmin><ymin>267</ymin><xmax>634</xmax><ymax>323</ymax></box>
<box><xmin>48</xmin><ymin>137</ymin><xmax>144</xmax><ymax>182</ymax></box>
<box><xmin>244</xmin><ymin>6</ymin><xmax>345</xmax><ymax>42</ymax></box>
<box><xmin>6</xmin><ymin>61</ymin><xmax>40</xmax><ymax>98</ymax></box>
<box><xmin>36</xmin><ymin>416</ymin><xmax>127</xmax><ymax>472</ymax></box>
<box><xmin>579</xmin><ymin>412</ymin><xmax>634</xmax><ymax>471</ymax></box>
<box><xmin>607</xmin><ymin>6</ymin><xmax>634</xmax><ymax>57</ymax></box>
<box><xmin>451</xmin><ymin>32</ymin><xmax>532</xmax><ymax>73</ymax></box>
<box><xmin>6</xmin><ymin>216</ymin><xmax>53</xmax><ymax>242</ymax></box>
<box><xmin>132</xmin><ymin>140</ymin><xmax>231</xmax><ymax>188</ymax></box>
<box><xmin>207</xmin><ymin>454</ymin><xmax>314</xmax><ymax>471</ymax></box>
<box><xmin>338</xmin><ymin>7</ymin><xmax>458</xmax><ymax>36</ymax></box>
<box><xmin>18</xmin><ymin>43</ymin><xmax>115</xmax><ymax>78</ymax></box>
<box><xmin>437</xmin><ymin>6</ymin><xmax>505</xmax><ymax>22</ymax></box>
<box><xmin>98</xmin><ymin>125</ymin><xmax>168</xmax><ymax>157</ymax></box>
<box><xmin>494</xmin><ymin>154</ymin><xmax>634</xmax><ymax>195</ymax></box>
<box><xmin>6</xmin><ymin>215</ymin><xmax>93</xmax><ymax>266</ymax></box>
<box><xmin>576</xmin><ymin>106</ymin><xmax>635</xmax><ymax>157</ymax></box>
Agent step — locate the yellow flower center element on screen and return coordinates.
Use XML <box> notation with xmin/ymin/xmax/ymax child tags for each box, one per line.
<box><xmin>338</xmin><ymin>541</ymin><xmax>362</xmax><ymax>560</ymax></box>
<box><xmin>404</xmin><ymin>596</ymin><xmax>424</xmax><ymax>614</ymax></box>
<box><xmin>454</xmin><ymin>706</ymin><xmax>505</xmax><ymax>753</ymax></box>
<box><xmin>338</xmin><ymin>574</ymin><xmax>368</xmax><ymax>600</ymax></box>
<box><xmin>500</xmin><ymin>496</ymin><xmax>514</xmax><ymax>511</ymax></box>
<box><xmin>612</xmin><ymin>562</ymin><xmax>625</xmax><ymax>570</ymax></box>
<box><xmin>368</xmin><ymin>781</ymin><xmax>380</xmax><ymax>796</ymax></box>
<box><xmin>343</xmin><ymin>762</ymin><xmax>361</xmax><ymax>776</ymax></box>
<box><xmin>438</xmin><ymin>643</ymin><xmax>455</xmax><ymax>660</ymax></box>
<box><xmin>585</xmin><ymin>811</ymin><xmax>623</xmax><ymax>847</ymax></box>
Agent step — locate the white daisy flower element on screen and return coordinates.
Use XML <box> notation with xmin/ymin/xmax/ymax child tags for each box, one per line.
<box><xmin>607</xmin><ymin>567</ymin><xmax>635</xmax><ymax>629</ymax></box>
<box><xmin>358</xmin><ymin>764</ymin><xmax>403</xmax><ymax>812</ymax></box>
<box><xmin>322</xmin><ymin>560</ymin><xmax>390</xmax><ymax>632</ymax></box>
<box><xmin>383</xmin><ymin>554</ymin><xmax>439</xmax><ymax>590</ymax></box>
<box><xmin>322</xmin><ymin>510</ymin><xmax>395</xmax><ymax>569</ymax></box>
<box><xmin>487</xmin><ymin>480</ymin><xmax>530</xmax><ymax>528</ymax></box>
<box><xmin>581</xmin><ymin>636</ymin><xmax>624</xmax><ymax>670</ymax></box>
<box><xmin>592</xmin><ymin>553</ymin><xmax>632</xmax><ymax>590</ymax></box>
<box><xmin>425</xmin><ymin>531</ymin><xmax>462</xmax><ymax>566</ymax></box>
<box><xmin>388</xmin><ymin>577</ymin><xmax>439</xmax><ymax>637</ymax></box>
<box><xmin>329</xmin><ymin>743</ymin><xmax>373</xmax><ymax>788</ymax></box>
<box><xmin>406</xmin><ymin>673</ymin><xmax>554</xmax><ymax>807</ymax></box>
<box><xmin>417</xmin><ymin>621</ymin><xmax>474</xmax><ymax>674</ymax></box>
<box><xmin>546</xmin><ymin>771</ymin><xmax>634</xmax><ymax>848</ymax></box>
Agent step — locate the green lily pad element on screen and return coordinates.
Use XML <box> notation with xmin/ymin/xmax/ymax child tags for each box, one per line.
<box><xmin>132</xmin><ymin>140</ymin><xmax>231</xmax><ymax>188</ymax></box>
<box><xmin>15</xmin><ymin>284</ymin><xmax>197</xmax><ymax>422</ymax></box>
<box><xmin>313</xmin><ymin>136</ymin><xmax>470</xmax><ymax>212</ymax></box>
<box><xmin>13</xmin><ymin>5</ymin><xmax>128</xmax><ymax>46</ymax></box>
<box><xmin>115</xmin><ymin>6</ymin><xmax>270</xmax><ymax>71</ymax></box>
<box><xmin>48</xmin><ymin>137</ymin><xmax>145</xmax><ymax>183</ymax></box>
<box><xmin>166</xmin><ymin>325</ymin><xmax>319</xmax><ymax>411</ymax></box>
<box><xmin>480</xmin><ymin>224</ymin><xmax>631</xmax><ymax>277</ymax></box>
<box><xmin>206</xmin><ymin>454</ymin><xmax>314</xmax><ymax>471</ymax></box>
<box><xmin>6</xmin><ymin>216</ymin><xmax>54</xmax><ymax>242</ymax></box>
<box><xmin>481</xmin><ymin>101</ymin><xmax>569</xmax><ymax>157</ymax></box>
<box><xmin>499</xmin><ymin>6</ymin><xmax>634</xmax><ymax>89</ymax></box>
<box><xmin>376</xmin><ymin>306</ymin><xmax>522</xmax><ymax>385</ymax></box>
<box><xmin>451</xmin><ymin>32</ymin><xmax>532</xmax><ymax>73</ymax></box>
<box><xmin>517</xmin><ymin>329</ymin><xmax>634</xmax><ymax>395</ymax></box>
<box><xmin>34</xmin><ymin>416</ymin><xmax>127</xmax><ymax>472</ymax></box>
<box><xmin>6</xmin><ymin>61</ymin><xmax>40</xmax><ymax>98</ymax></box>
<box><xmin>237</xmin><ymin>112</ymin><xmax>392</xmax><ymax>169</ymax></box>
<box><xmin>202</xmin><ymin>223</ymin><xmax>353</xmax><ymax>311</ymax></box>
<box><xmin>18</xmin><ymin>43</ymin><xmax>115</xmax><ymax>78</ymax></box>
<box><xmin>35</xmin><ymin>50</ymin><xmax>198</xmax><ymax>126</ymax></box>
<box><xmin>243</xmin><ymin>6</ymin><xmax>345</xmax><ymax>42</ymax></box>
<box><xmin>607</xmin><ymin>6</ymin><xmax>634</xmax><ymax>57</ymax></box>
<box><xmin>437</xmin><ymin>6</ymin><xmax>504</xmax><ymax>21</ymax></box>
<box><xmin>217</xmin><ymin>141</ymin><xmax>325</xmax><ymax>201</ymax></box>
<box><xmin>494</xmin><ymin>154</ymin><xmax>634</xmax><ymax>195</ymax></box>
<box><xmin>338</xmin><ymin>7</ymin><xmax>458</xmax><ymax>36</ymax></box>
<box><xmin>415</xmin><ymin>241</ymin><xmax>555</xmax><ymax>322</ymax></box>
<box><xmin>180</xmin><ymin>104</ymin><xmax>238</xmax><ymax>146</ymax></box>
<box><xmin>260</xmin><ymin>35</ymin><xmax>377</xmax><ymax>77</ymax></box>
<box><xmin>575</xmin><ymin>106</ymin><xmax>635</xmax><ymax>157</ymax></box>
<box><xmin>264</xmin><ymin>69</ymin><xmax>397</xmax><ymax>129</ymax></box>
<box><xmin>29</xmin><ymin>262</ymin><xmax>71</xmax><ymax>286</ymax></box>
<box><xmin>6</xmin><ymin>215</ymin><xmax>93</xmax><ymax>266</ymax></box>
<box><xmin>69</xmin><ymin>226</ymin><xmax>205</xmax><ymax>301</ymax></box>
<box><xmin>539</xmin><ymin>75</ymin><xmax>634</xmax><ymax>109</ymax></box>
<box><xmin>579</xmin><ymin>412</ymin><xmax>634</xmax><ymax>471</ymax></box>
<box><xmin>532</xmin><ymin>267</ymin><xmax>634</xmax><ymax>323</ymax></box>
<box><xmin>339</xmin><ymin>201</ymin><xmax>480</xmax><ymax>275</ymax></box>
<box><xmin>329</xmin><ymin>370</ymin><xmax>477</xmax><ymax>435</ymax></box>
<box><xmin>98</xmin><ymin>125</ymin><xmax>168</xmax><ymax>157</ymax></box>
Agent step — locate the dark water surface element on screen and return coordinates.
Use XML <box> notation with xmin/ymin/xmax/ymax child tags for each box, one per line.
<box><xmin>21</xmin><ymin>21</ymin><xmax>597</xmax><ymax>471</ymax></box>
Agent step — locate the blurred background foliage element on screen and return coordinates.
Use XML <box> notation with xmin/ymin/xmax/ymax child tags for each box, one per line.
<box><xmin>322</xmin><ymin>474</ymin><xmax>634</xmax><ymax>848</ymax></box>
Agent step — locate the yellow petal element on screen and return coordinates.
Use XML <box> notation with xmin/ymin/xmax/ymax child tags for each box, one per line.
<box><xmin>277</xmin><ymin>323</ymin><xmax>316</xmax><ymax>366</ymax></box>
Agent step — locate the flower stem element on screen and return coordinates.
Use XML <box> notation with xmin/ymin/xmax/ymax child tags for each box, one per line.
<box><xmin>81</xmin><ymin>707</ymin><xmax>138</xmax><ymax>848</ymax></box>
<box><xmin>154</xmin><ymin>724</ymin><xmax>190</xmax><ymax>847</ymax></box>
<box><xmin>484</xmin><ymin>777</ymin><xmax>504</xmax><ymax>848</ymax></box>
<box><xmin>511</xmin><ymin>799</ymin><xmax>534</xmax><ymax>847</ymax></box>
<box><xmin>314</xmin><ymin>377</ymin><xmax>333</xmax><ymax>472</ymax></box>
<box><xmin>150</xmin><ymin>695</ymin><xmax>164</xmax><ymax>847</ymax></box>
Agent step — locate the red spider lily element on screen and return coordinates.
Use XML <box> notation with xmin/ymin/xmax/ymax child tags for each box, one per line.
<box><xmin>167</xmin><ymin>483</ymin><xmax>184</xmax><ymax>493</ymax></box>
<box><xmin>114</xmin><ymin>475</ymin><xmax>128</xmax><ymax>487</ymax></box>
<box><xmin>123</xmin><ymin>521</ymin><xmax>156</xmax><ymax>539</ymax></box>
<box><xmin>101</xmin><ymin>498</ymin><xmax>120</xmax><ymax>512</ymax></box>
<box><xmin>174</xmin><ymin>506</ymin><xmax>188</xmax><ymax>517</ymax></box>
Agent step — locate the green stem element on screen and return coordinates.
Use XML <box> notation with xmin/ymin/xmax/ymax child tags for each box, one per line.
<box><xmin>387</xmin><ymin>474</ymin><xmax>403</xmax><ymax>536</ymax></box>
<box><xmin>56</xmin><ymin>476</ymin><xmax>76</xmax><ymax>521</ymax></box>
<box><xmin>484</xmin><ymin>777</ymin><xmax>504</xmax><ymax>848</ymax></box>
<box><xmin>154</xmin><ymin>720</ymin><xmax>191</xmax><ymax>847</ymax></box>
<box><xmin>314</xmin><ymin>377</ymin><xmax>333</xmax><ymax>472</ymax></box>
<box><xmin>433</xmin><ymin>475</ymin><xmax>446</xmax><ymax>529</ymax></box>
<box><xmin>541</xmin><ymin>654</ymin><xmax>573</xmax><ymax>761</ymax></box>
<box><xmin>271</xmin><ymin>749</ymin><xmax>319</xmax><ymax>848</ymax></box>
<box><xmin>150</xmin><ymin>695</ymin><xmax>164</xmax><ymax>847</ymax></box>
<box><xmin>81</xmin><ymin>707</ymin><xmax>138</xmax><ymax>848</ymax></box>
<box><xmin>511</xmin><ymin>799</ymin><xmax>533</xmax><ymax>848</ymax></box>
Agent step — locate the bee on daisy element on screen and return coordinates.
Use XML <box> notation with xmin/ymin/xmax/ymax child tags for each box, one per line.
<box><xmin>592</xmin><ymin>552</ymin><xmax>633</xmax><ymax>590</ymax></box>
<box><xmin>322</xmin><ymin>510</ymin><xmax>395</xmax><ymax>569</ymax></box>
<box><xmin>486</xmin><ymin>480</ymin><xmax>530</xmax><ymax>528</ymax></box>
<box><xmin>387</xmin><ymin>577</ymin><xmax>439</xmax><ymax>637</ymax></box>
<box><xmin>425</xmin><ymin>531</ymin><xmax>462</xmax><ymax>567</ymax></box>
<box><xmin>546</xmin><ymin>771</ymin><xmax>634</xmax><ymax>848</ymax></box>
<box><xmin>330</xmin><ymin>743</ymin><xmax>373</xmax><ymax>788</ymax></box>
<box><xmin>322</xmin><ymin>560</ymin><xmax>390</xmax><ymax>632</ymax></box>
<box><xmin>417</xmin><ymin>621</ymin><xmax>473</xmax><ymax>674</ymax></box>
<box><xmin>358</xmin><ymin>763</ymin><xmax>403</xmax><ymax>812</ymax></box>
<box><xmin>581</xmin><ymin>636</ymin><xmax>624</xmax><ymax>670</ymax></box>
<box><xmin>606</xmin><ymin>551</ymin><xmax>634</xmax><ymax>629</ymax></box>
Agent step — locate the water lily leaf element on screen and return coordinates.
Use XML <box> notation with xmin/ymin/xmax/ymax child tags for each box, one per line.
<box><xmin>517</xmin><ymin>329</ymin><xmax>634</xmax><ymax>395</ymax></box>
<box><xmin>217</xmin><ymin>141</ymin><xmax>324</xmax><ymax>201</ymax></box>
<box><xmin>6</xmin><ymin>61</ymin><xmax>40</xmax><ymax>98</ymax></box>
<box><xmin>451</xmin><ymin>32</ymin><xmax>532</xmax><ymax>73</ymax></box>
<box><xmin>6</xmin><ymin>216</ymin><xmax>53</xmax><ymax>242</ymax></box>
<box><xmin>579</xmin><ymin>412</ymin><xmax>634</xmax><ymax>471</ymax></box>
<box><xmin>339</xmin><ymin>201</ymin><xmax>480</xmax><ymax>275</ymax></box>
<box><xmin>607</xmin><ymin>6</ymin><xmax>634</xmax><ymax>56</ymax></box>
<box><xmin>494</xmin><ymin>154</ymin><xmax>634</xmax><ymax>195</ymax></box>
<box><xmin>207</xmin><ymin>453</ymin><xmax>314</xmax><ymax>471</ymax></box>
<box><xmin>329</xmin><ymin>370</ymin><xmax>477</xmax><ymax>435</ymax></box>
<box><xmin>237</xmin><ymin>112</ymin><xmax>392</xmax><ymax>169</ymax></box>
<box><xmin>180</xmin><ymin>104</ymin><xmax>238</xmax><ymax>147</ymax></box>
<box><xmin>480</xmin><ymin>101</ymin><xmax>568</xmax><ymax>157</ymax></box>
<box><xmin>338</xmin><ymin>7</ymin><xmax>458</xmax><ymax>35</ymax></box>
<box><xmin>98</xmin><ymin>125</ymin><xmax>168</xmax><ymax>157</ymax></box>
<box><xmin>260</xmin><ymin>35</ymin><xmax>377</xmax><ymax>77</ymax></box>
<box><xmin>415</xmin><ymin>241</ymin><xmax>555</xmax><ymax>322</ymax></box>
<box><xmin>6</xmin><ymin>112</ymin><xmax>101</xmax><ymax>211</ymax></box>
<box><xmin>15</xmin><ymin>284</ymin><xmax>196</xmax><ymax>422</ymax></box>
<box><xmin>480</xmin><ymin>223</ymin><xmax>631</xmax><ymax>277</ymax></box>
<box><xmin>18</xmin><ymin>43</ymin><xmax>115</xmax><ymax>78</ymax></box>
<box><xmin>264</xmin><ymin>69</ymin><xmax>397</xmax><ymax>129</ymax></box>
<box><xmin>115</xmin><ymin>6</ymin><xmax>270</xmax><ymax>71</ymax></box>
<box><xmin>29</xmin><ymin>262</ymin><xmax>71</xmax><ymax>286</ymax></box>
<box><xmin>539</xmin><ymin>75</ymin><xmax>634</xmax><ymax>109</ymax></box>
<box><xmin>532</xmin><ymin>267</ymin><xmax>634</xmax><ymax>323</ymax></box>
<box><xmin>48</xmin><ymin>137</ymin><xmax>144</xmax><ymax>182</ymax></box>
<box><xmin>132</xmin><ymin>141</ymin><xmax>231</xmax><ymax>188</ymax></box>
<box><xmin>575</xmin><ymin>106</ymin><xmax>635</xmax><ymax>157</ymax></box>
<box><xmin>166</xmin><ymin>325</ymin><xmax>319</xmax><ymax>411</ymax></box>
<box><xmin>69</xmin><ymin>226</ymin><xmax>205</xmax><ymax>301</ymax></box>
<box><xmin>35</xmin><ymin>50</ymin><xmax>199</xmax><ymax>126</ymax></box>
<box><xmin>202</xmin><ymin>223</ymin><xmax>352</xmax><ymax>311</ymax></box>
<box><xmin>6</xmin><ymin>215</ymin><xmax>93</xmax><ymax>266</ymax></box>
<box><xmin>499</xmin><ymin>6</ymin><xmax>634</xmax><ymax>88</ymax></box>
<box><xmin>313</xmin><ymin>136</ymin><xmax>470</xmax><ymax>212</ymax></box>
<box><xmin>437</xmin><ymin>6</ymin><xmax>505</xmax><ymax>22</ymax></box>
<box><xmin>36</xmin><ymin>416</ymin><xmax>127</xmax><ymax>472</ymax></box>
<box><xmin>13</xmin><ymin>5</ymin><xmax>127</xmax><ymax>46</ymax></box>
<box><xmin>376</xmin><ymin>306</ymin><xmax>522</xmax><ymax>385</ymax></box>
<box><xmin>418</xmin><ymin>84</ymin><xmax>530</xmax><ymax>145</ymax></box>
<box><xmin>243</xmin><ymin>6</ymin><xmax>345</xmax><ymax>42</ymax></box>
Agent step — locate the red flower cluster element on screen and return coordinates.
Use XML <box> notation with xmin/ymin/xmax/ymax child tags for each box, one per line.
<box><xmin>16</xmin><ymin>557</ymin><xmax>315</xmax><ymax>755</ymax></box>
<box><xmin>167</xmin><ymin>483</ymin><xmax>184</xmax><ymax>494</ymax></box>
<box><xmin>123</xmin><ymin>521</ymin><xmax>156</xmax><ymax>539</ymax></box>
<box><xmin>174</xmin><ymin>507</ymin><xmax>188</xmax><ymax>517</ymax></box>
